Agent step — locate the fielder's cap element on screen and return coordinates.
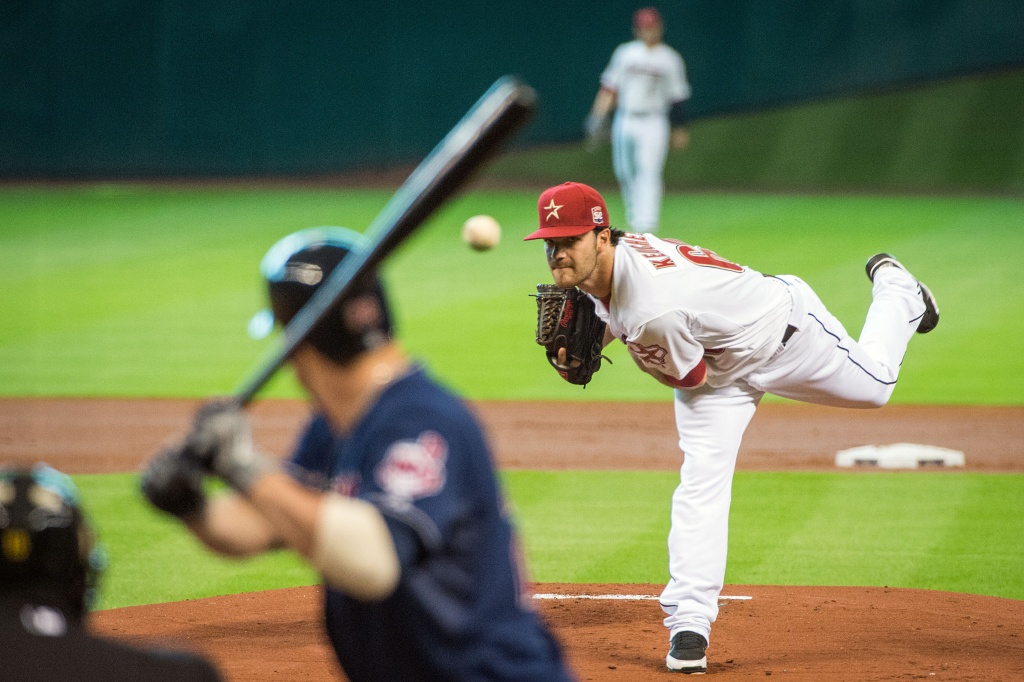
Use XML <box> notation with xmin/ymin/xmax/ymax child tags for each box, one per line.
<box><xmin>523</xmin><ymin>182</ymin><xmax>610</xmax><ymax>241</ymax></box>
<box><xmin>633</xmin><ymin>7</ymin><xmax>663</xmax><ymax>29</ymax></box>
<box><xmin>249</xmin><ymin>227</ymin><xmax>393</xmax><ymax>366</ymax></box>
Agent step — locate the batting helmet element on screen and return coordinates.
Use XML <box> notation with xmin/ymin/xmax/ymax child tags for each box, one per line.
<box><xmin>0</xmin><ymin>464</ymin><xmax>105</xmax><ymax>619</ymax></box>
<box><xmin>248</xmin><ymin>227</ymin><xmax>394</xmax><ymax>365</ymax></box>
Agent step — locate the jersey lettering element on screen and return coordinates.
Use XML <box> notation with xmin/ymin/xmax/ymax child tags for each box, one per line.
<box><xmin>622</xmin><ymin>233</ymin><xmax>677</xmax><ymax>272</ymax></box>
<box><xmin>663</xmin><ymin>239</ymin><xmax>744</xmax><ymax>272</ymax></box>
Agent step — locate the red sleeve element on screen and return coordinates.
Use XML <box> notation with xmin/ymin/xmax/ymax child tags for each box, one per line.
<box><xmin>660</xmin><ymin>358</ymin><xmax>707</xmax><ymax>388</ymax></box>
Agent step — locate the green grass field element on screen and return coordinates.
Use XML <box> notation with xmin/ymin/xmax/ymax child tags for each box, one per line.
<box><xmin>76</xmin><ymin>470</ymin><xmax>1024</xmax><ymax>609</ymax></box>
<box><xmin>5</xmin><ymin>70</ymin><xmax>1024</xmax><ymax>611</ymax></box>
<box><xmin>2</xmin><ymin>186</ymin><xmax>1023</xmax><ymax>404</ymax></box>
<box><xmin>4</xmin><ymin>185</ymin><xmax>1023</xmax><ymax>610</ymax></box>
<box><xmin>4</xmin><ymin>183</ymin><xmax>1008</xmax><ymax>612</ymax></box>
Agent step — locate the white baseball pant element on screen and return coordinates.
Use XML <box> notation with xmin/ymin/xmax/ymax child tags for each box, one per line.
<box><xmin>612</xmin><ymin>112</ymin><xmax>670</xmax><ymax>232</ymax></box>
<box><xmin>659</xmin><ymin>267</ymin><xmax>926</xmax><ymax>642</ymax></box>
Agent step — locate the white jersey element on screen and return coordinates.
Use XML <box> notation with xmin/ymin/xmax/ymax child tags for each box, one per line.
<box><xmin>591</xmin><ymin>233</ymin><xmax>794</xmax><ymax>388</ymax></box>
<box><xmin>600</xmin><ymin>40</ymin><xmax>690</xmax><ymax>116</ymax></box>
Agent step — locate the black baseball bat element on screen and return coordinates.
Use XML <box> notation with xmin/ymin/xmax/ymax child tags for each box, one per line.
<box><xmin>233</xmin><ymin>76</ymin><xmax>536</xmax><ymax>406</ymax></box>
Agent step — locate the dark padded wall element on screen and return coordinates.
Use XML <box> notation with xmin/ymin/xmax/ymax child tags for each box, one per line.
<box><xmin>1</xmin><ymin>0</ymin><xmax>1021</xmax><ymax>177</ymax></box>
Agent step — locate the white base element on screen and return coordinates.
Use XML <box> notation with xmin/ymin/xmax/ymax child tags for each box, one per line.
<box><xmin>835</xmin><ymin>443</ymin><xmax>965</xmax><ymax>469</ymax></box>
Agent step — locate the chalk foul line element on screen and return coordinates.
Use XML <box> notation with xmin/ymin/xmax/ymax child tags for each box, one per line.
<box><xmin>532</xmin><ymin>593</ymin><xmax>752</xmax><ymax>601</ymax></box>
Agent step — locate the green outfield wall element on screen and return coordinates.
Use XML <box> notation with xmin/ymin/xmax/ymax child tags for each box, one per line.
<box><xmin>1</xmin><ymin>0</ymin><xmax>1021</xmax><ymax>178</ymax></box>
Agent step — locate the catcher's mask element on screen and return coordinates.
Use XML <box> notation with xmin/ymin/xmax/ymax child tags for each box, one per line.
<box><xmin>0</xmin><ymin>464</ymin><xmax>106</xmax><ymax>619</ymax></box>
<box><xmin>248</xmin><ymin>227</ymin><xmax>394</xmax><ymax>366</ymax></box>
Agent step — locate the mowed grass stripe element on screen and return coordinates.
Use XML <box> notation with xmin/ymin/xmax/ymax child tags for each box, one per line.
<box><xmin>904</xmin><ymin>474</ymin><xmax>1024</xmax><ymax>599</ymax></box>
<box><xmin>728</xmin><ymin>473</ymin><xmax>974</xmax><ymax>590</ymax></box>
<box><xmin>503</xmin><ymin>471</ymin><xmax>1024</xmax><ymax>600</ymax></box>
<box><xmin>2</xmin><ymin>187</ymin><xmax>1023</xmax><ymax>403</ymax></box>
<box><xmin>503</xmin><ymin>471</ymin><xmax>676</xmax><ymax>585</ymax></box>
<box><xmin>74</xmin><ymin>473</ymin><xmax>317</xmax><ymax>610</ymax></box>
<box><xmin>71</xmin><ymin>470</ymin><xmax>1024</xmax><ymax>610</ymax></box>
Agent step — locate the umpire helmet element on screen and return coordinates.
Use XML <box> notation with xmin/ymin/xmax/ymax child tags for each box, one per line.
<box><xmin>249</xmin><ymin>227</ymin><xmax>393</xmax><ymax>365</ymax></box>
<box><xmin>0</xmin><ymin>464</ymin><xmax>105</xmax><ymax>618</ymax></box>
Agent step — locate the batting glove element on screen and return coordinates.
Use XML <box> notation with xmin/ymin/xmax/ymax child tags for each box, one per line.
<box><xmin>188</xmin><ymin>401</ymin><xmax>274</xmax><ymax>494</ymax></box>
<box><xmin>141</xmin><ymin>445</ymin><xmax>207</xmax><ymax>520</ymax></box>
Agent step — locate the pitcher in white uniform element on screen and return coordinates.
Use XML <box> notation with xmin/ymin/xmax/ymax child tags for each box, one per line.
<box><xmin>524</xmin><ymin>182</ymin><xmax>939</xmax><ymax>674</ymax></box>
<box><xmin>586</xmin><ymin>7</ymin><xmax>691</xmax><ymax>233</ymax></box>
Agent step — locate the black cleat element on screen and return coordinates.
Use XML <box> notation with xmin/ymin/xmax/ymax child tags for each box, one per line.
<box><xmin>666</xmin><ymin>631</ymin><xmax>708</xmax><ymax>674</ymax></box>
<box><xmin>865</xmin><ymin>253</ymin><xmax>940</xmax><ymax>334</ymax></box>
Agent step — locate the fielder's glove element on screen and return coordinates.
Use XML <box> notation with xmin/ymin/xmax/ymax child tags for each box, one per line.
<box><xmin>186</xmin><ymin>401</ymin><xmax>274</xmax><ymax>494</ymax></box>
<box><xmin>140</xmin><ymin>445</ymin><xmax>207</xmax><ymax>520</ymax></box>
<box><xmin>534</xmin><ymin>284</ymin><xmax>610</xmax><ymax>387</ymax></box>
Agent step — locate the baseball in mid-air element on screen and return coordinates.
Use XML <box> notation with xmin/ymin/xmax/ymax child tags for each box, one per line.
<box><xmin>462</xmin><ymin>215</ymin><xmax>501</xmax><ymax>251</ymax></box>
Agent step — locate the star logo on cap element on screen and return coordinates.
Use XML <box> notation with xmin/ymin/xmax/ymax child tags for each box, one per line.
<box><xmin>543</xmin><ymin>199</ymin><xmax>564</xmax><ymax>221</ymax></box>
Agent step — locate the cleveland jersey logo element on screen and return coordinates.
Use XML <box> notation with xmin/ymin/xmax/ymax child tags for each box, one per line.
<box><xmin>376</xmin><ymin>432</ymin><xmax>448</xmax><ymax>500</ymax></box>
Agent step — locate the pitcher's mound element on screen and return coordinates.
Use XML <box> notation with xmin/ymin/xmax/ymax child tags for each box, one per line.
<box><xmin>93</xmin><ymin>583</ymin><xmax>1024</xmax><ymax>681</ymax></box>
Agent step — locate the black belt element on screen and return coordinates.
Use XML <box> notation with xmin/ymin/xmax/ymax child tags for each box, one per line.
<box><xmin>781</xmin><ymin>324</ymin><xmax>797</xmax><ymax>345</ymax></box>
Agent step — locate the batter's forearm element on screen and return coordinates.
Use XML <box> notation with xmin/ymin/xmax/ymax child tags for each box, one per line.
<box><xmin>242</xmin><ymin>471</ymin><xmax>323</xmax><ymax>556</ymax></box>
<box><xmin>186</xmin><ymin>493</ymin><xmax>280</xmax><ymax>557</ymax></box>
<box><xmin>244</xmin><ymin>472</ymin><xmax>400</xmax><ymax>601</ymax></box>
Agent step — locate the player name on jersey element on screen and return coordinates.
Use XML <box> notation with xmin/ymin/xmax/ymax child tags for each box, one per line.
<box><xmin>622</xmin><ymin>233</ymin><xmax>676</xmax><ymax>271</ymax></box>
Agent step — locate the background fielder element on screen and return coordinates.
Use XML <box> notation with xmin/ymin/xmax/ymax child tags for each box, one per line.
<box><xmin>525</xmin><ymin>181</ymin><xmax>939</xmax><ymax>673</ymax></box>
<box><xmin>586</xmin><ymin>7</ymin><xmax>691</xmax><ymax>233</ymax></box>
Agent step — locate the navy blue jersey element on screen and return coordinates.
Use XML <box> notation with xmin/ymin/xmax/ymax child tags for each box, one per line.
<box><xmin>289</xmin><ymin>368</ymin><xmax>573</xmax><ymax>682</ymax></box>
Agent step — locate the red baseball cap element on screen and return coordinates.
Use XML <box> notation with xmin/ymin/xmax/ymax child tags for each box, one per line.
<box><xmin>633</xmin><ymin>7</ymin><xmax>662</xmax><ymax>29</ymax></box>
<box><xmin>524</xmin><ymin>182</ymin><xmax>610</xmax><ymax>241</ymax></box>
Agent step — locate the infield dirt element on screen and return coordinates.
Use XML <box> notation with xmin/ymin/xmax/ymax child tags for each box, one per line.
<box><xmin>4</xmin><ymin>397</ymin><xmax>1023</xmax><ymax>680</ymax></box>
